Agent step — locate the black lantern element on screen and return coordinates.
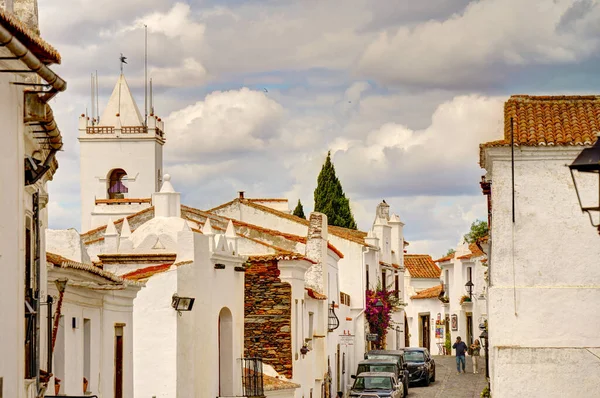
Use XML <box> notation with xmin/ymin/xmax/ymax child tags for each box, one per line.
<box><xmin>171</xmin><ymin>294</ymin><xmax>195</xmax><ymax>312</ymax></box>
<box><xmin>479</xmin><ymin>321</ymin><xmax>489</xmax><ymax>379</ymax></box>
<box><xmin>328</xmin><ymin>301</ymin><xmax>340</xmax><ymax>332</ymax></box>
<box><xmin>568</xmin><ymin>134</ymin><xmax>600</xmax><ymax>234</ymax></box>
<box><xmin>465</xmin><ymin>280</ymin><xmax>474</xmax><ymax>299</ymax></box>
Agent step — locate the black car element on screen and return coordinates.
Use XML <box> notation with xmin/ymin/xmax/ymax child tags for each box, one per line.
<box><xmin>353</xmin><ymin>359</ymin><xmax>409</xmax><ymax>397</ymax></box>
<box><xmin>403</xmin><ymin>347</ymin><xmax>436</xmax><ymax>386</ymax></box>
<box><xmin>363</xmin><ymin>350</ymin><xmax>409</xmax><ymax>396</ymax></box>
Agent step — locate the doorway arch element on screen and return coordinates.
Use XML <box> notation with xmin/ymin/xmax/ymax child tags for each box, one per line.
<box><xmin>218</xmin><ymin>307</ymin><xmax>234</xmax><ymax>396</ymax></box>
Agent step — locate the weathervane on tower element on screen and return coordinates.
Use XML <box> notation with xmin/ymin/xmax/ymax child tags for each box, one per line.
<box><xmin>119</xmin><ymin>53</ymin><xmax>127</xmax><ymax>73</ymax></box>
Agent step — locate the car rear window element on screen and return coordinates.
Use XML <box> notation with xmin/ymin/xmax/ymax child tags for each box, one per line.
<box><xmin>357</xmin><ymin>364</ymin><xmax>396</xmax><ymax>374</ymax></box>
<box><xmin>404</xmin><ymin>351</ymin><xmax>425</xmax><ymax>362</ymax></box>
<box><xmin>353</xmin><ymin>376</ymin><xmax>393</xmax><ymax>389</ymax></box>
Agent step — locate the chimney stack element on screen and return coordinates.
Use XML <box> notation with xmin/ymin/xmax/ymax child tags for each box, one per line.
<box><xmin>238</xmin><ymin>191</ymin><xmax>245</xmax><ymax>199</ymax></box>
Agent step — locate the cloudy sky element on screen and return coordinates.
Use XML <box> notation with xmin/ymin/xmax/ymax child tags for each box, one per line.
<box><xmin>41</xmin><ymin>0</ymin><xmax>600</xmax><ymax>258</ymax></box>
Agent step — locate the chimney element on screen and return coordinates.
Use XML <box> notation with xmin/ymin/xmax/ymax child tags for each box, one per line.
<box><xmin>13</xmin><ymin>0</ymin><xmax>39</xmax><ymax>33</ymax></box>
<box><xmin>152</xmin><ymin>174</ymin><xmax>181</xmax><ymax>218</ymax></box>
<box><xmin>238</xmin><ymin>191</ymin><xmax>245</xmax><ymax>199</ymax></box>
<box><xmin>305</xmin><ymin>212</ymin><xmax>328</xmax><ymax>294</ymax></box>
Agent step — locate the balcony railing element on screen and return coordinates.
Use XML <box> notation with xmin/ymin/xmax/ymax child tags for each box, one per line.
<box><xmin>241</xmin><ymin>357</ymin><xmax>264</xmax><ymax>397</ymax></box>
<box><xmin>121</xmin><ymin>126</ymin><xmax>147</xmax><ymax>134</ymax></box>
<box><xmin>86</xmin><ymin>126</ymin><xmax>114</xmax><ymax>134</ymax></box>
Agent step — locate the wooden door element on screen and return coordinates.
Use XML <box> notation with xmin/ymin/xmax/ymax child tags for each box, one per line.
<box><xmin>420</xmin><ymin>315</ymin><xmax>430</xmax><ymax>351</ymax></box>
<box><xmin>115</xmin><ymin>326</ymin><xmax>123</xmax><ymax>398</ymax></box>
<box><xmin>466</xmin><ymin>313</ymin><xmax>473</xmax><ymax>346</ymax></box>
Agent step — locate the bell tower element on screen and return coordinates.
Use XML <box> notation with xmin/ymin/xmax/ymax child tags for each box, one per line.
<box><xmin>78</xmin><ymin>73</ymin><xmax>165</xmax><ymax>232</ymax></box>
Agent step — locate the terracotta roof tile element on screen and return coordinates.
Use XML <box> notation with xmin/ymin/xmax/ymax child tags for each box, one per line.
<box><xmin>246</xmin><ymin>252</ymin><xmax>317</xmax><ymax>265</ymax></box>
<box><xmin>434</xmin><ymin>253</ymin><xmax>455</xmax><ymax>263</ymax></box>
<box><xmin>46</xmin><ymin>252</ymin><xmax>131</xmax><ymax>285</ymax></box>
<box><xmin>121</xmin><ymin>264</ymin><xmax>171</xmax><ymax>281</ymax></box>
<box><xmin>0</xmin><ymin>9</ymin><xmax>61</xmax><ymax>64</ymax></box>
<box><xmin>305</xmin><ymin>287</ymin><xmax>327</xmax><ymax>300</ymax></box>
<box><xmin>405</xmin><ymin>255</ymin><xmax>441</xmax><ymax>279</ymax></box>
<box><xmin>411</xmin><ymin>284</ymin><xmax>443</xmax><ymax>300</ymax></box>
<box><xmin>480</xmin><ymin>95</ymin><xmax>600</xmax><ymax>165</ymax></box>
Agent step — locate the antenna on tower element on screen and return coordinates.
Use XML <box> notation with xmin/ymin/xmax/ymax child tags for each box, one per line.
<box><xmin>95</xmin><ymin>70</ymin><xmax>99</xmax><ymax>124</ymax></box>
<box><xmin>90</xmin><ymin>73</ymin><xmax>95</xmax><ymax>124</ymax></box>
<box><xmin>144</xmin><ymin>24</ymin><xmax>148</xmax><ymax>126</ymax></box>
<box><xmin>150</xmin><ymin>78</ymin><xmax>154</xmax><ymax>115</ymax></box>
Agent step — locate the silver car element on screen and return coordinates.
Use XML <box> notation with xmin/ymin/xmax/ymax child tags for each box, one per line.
<box><xmin>348</xmin><ymin>371</ymin><xmax>404</xmax><ymax>398</ymax></box>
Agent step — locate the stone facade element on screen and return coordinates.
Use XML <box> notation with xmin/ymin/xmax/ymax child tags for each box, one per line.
<box><xmin>245</xmin><ymin>259</ymin><xmax>293</xmax><ymax>379</ymax></box>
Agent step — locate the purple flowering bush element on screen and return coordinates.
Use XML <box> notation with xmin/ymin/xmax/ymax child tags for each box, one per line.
<box><xmin>365</xmin><ymin>285</ymin><xmax>401</xmax><ymax>349</ymax></box>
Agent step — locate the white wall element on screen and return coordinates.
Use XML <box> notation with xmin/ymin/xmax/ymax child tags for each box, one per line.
<box><xmin>486</xmin><ymin>147</ymin><xmax>600</xmax><ymax>397</ymax></box>
<box><xmin>0</xmin><ymin>69</ymin><xmax>26</xmax><ymax>398</ymax></box>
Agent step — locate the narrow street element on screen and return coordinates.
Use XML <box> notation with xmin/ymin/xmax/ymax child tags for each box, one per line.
<box><xmin>407</xmin><ymin>356</ymin><xmax>487</xmax><ymax>398</ymax></box>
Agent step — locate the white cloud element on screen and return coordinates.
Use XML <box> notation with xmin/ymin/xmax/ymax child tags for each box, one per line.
<box><xmin>165</xmin><ymin>88</ymin><xmax>284</xmax><ymax>158</ymax></box>
<box><xmin>357</xmin><ymin>0</ymin><xmax>600</xmax><ymax>86</ymax></box>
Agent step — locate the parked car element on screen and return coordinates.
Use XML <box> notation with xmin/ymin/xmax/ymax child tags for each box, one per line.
<box><xmin>348</xmin><ymin>372</ymin><xmax>404</xmax><ymax>397</ymax></box>
<box><xmin>353</xmin><ymin>358</ymin><xmax>408</xmax><ymax>397</ymax></box>
<box><xmin>403</xmin><ymin>347</ymin><xmax>436</xmax><ymax>386</ymax></box>
<box><xmin>364</xmin><ymin>350</ymin><xmax>409</xmax><ymax>396</ymax></box>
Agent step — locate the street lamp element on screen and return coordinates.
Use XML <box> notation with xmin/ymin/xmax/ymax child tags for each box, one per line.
<box><xmin>465</xmin><ymin>280</ymin><xmax>474</xmax><ymax>300</ymax></box>
<box><xmin>568</xmin><ymin>132</ymin><xmax>600</xmax><ymax>235</ymax></box>
<box><xmin>479</xmin><ymin>320</ymin><xmax>489</xmax><ymax>379</ymax></box>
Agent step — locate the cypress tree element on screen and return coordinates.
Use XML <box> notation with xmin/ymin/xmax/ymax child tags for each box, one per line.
<box><xmin>292</xmin><ymin>199</ymin><xmax>306</xmax><ymax>219</ymax></box>
<box><xmin>313</xmin><ymin>151</ymin><xmax>357</xmax><ymax>229</ymax></box>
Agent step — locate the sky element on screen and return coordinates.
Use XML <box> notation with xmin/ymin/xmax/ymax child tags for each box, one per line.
<box><xmin>40</xmin><ymin>0</ymin><xmax>600</xmax><ymax>258</ymax></box>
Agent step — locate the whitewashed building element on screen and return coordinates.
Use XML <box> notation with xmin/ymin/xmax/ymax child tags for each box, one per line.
<box><xmin>45</xmin><ymin>252</ymin><xmax>141</xmax><ymax>397</ymax></box>
<box><xmin>480</xmin><ymin>95</ymin><xmax>600</xmax><ymax>397</ymax></box>
<box><xmin>0</xmin><ymin>4</ymin><xmax>67</xmax><ymax>398</ymax></box>
<box><xmin>435</xmin><ymin>240</ymin><xmax>487</xmax><ymax>354</ymax></box>
<box><xmin>403</xmin><ymin>255</ymin><xmax>442</xmax><ymax>352</ymax></box>
<box><xmin>210</xmin><ymin>197</ymin><xmax>409</xmax><ymax>392</ymax></box>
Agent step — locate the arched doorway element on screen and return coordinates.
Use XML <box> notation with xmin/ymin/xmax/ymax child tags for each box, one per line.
<box><xmin>107</xmin><ymin>169</ymin><xmax>128</xmax><ymax>199</ymax></box>
<box><xmin>218</xmin><ymin>307</ymin><xmax>234</xmax><ymax>396</ymax></box>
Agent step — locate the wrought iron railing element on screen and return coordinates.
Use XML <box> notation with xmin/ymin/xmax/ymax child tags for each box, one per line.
<box><xmin>86</xmin><ymin>126</ymin><xmax>114</xmax><ymax>134</ymax></box>
<box><xmin>241</xmin><ymin>357</ymin><xmax>264</xmax><ymax>397</ymax></box>
<box><xmin>121</xmin><ymin>126</ymin><xmax>147</xmax><ymax>134</ymax></box>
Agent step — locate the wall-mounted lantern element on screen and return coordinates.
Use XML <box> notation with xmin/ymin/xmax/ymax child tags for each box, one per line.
<box><xmin>568</xmin><ymin>133</ymin><xmax>600</xmax><ymax>234</ymax></box>
<box><xmin>465</xmin><ymin>280</ymin><xmax>474</xmax><ymax>299</ymax></box>
<box><xmin>171</xmin><ymin>294</ymin><xmax>195</xmax><ymax>314</ymax></box>
<box><xmin>328</xmin><ymin>301</ymin><xmax>340</xmax><ymax>332</ymax></box>
<box><xmin>300</xmin><ymin>345</ymin><xmax>309</xmax><ymax>358</ymax></box>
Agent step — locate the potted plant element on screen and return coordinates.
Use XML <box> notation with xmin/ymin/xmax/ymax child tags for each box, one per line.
<box><xmin>459</xmin><ymin>295</ymin><xmax>472</xmax><ymax>304</ymax></box>
<box><xmin>439</xmin><ymin>295</ymin><xmax>449</xmax><ymax>304</ymax></box>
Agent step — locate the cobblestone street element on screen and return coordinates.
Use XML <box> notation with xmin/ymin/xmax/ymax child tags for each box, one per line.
<box><xmin>407</xmin><ymin>356</ymin><xmax>488</xmax><ymax>398</ymax></box>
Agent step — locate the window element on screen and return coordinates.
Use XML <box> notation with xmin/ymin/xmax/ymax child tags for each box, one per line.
<box><xmin>308</xmin><ymin>312</ymin><xmax>314</xmax><ymax>339</ymax></box>
<box><xmin>467</xmin><ymin>267</ymin><xmax>472</xmax><ymax>283</ymax></box>
<box><xmin>382</xmin><ymin>270</ymin><xmax>387</xmax><ymax>290</ymax></box>
<box><xmin>395</xmin><ymin>275</ymin><xmax>400</xmax><ymax>299</ymax></box>
<box><xmin>108</xmin><ymin>169</ymin><xmax>128</xmax><ymax>199</ymax></box>
<box><xmin>366</xmin><ymin>268</ymin><xmax>369</xmax><ymax>291</ymax></box>
<box><xmin>295</xmin><ymin>300</ymin><xmax>299</xmax><ymax>359</ymax></box>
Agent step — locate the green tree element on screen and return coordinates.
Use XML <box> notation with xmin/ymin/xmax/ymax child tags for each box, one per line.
<box><xmin>446</xmin><ymin>248</ymin><xmax>456</xmax><ymax>257</ymax></box>
<box><xmin>313</xmin><ymin>151</ymin><xmax>357</xmax><ymax>229</ymax></box>
<box><xmin>464</xmin><ymin>220</ymin><xmax>488</xmax><ymax>243</ymax></box>
<box><xmin>292</xmin><ymin>199</ymin><xmax>306</xmax><ymax>219</ymax></box>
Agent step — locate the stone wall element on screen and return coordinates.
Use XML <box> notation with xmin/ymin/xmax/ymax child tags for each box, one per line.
<box><xmin>244</xmin><ymin>259</ymin><xmax>293</xmax><ymax>379</ymax></box>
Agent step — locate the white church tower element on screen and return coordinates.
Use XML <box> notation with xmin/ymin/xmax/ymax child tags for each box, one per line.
<box><xmin>79</xmin><ymin>73</ymin><xmax>165</xmax><ymax>232</ymax></box>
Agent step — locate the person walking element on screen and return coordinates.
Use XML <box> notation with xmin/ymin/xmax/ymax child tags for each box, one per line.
<box><xmin>452</xmin><ymin>336</ymin><xmax>468</xmax><ymax>374</ymax></box>
<box><xmin>470</xmin><ymin>339</ymin><xmax>481</xmax><ymax>374</ymax></box>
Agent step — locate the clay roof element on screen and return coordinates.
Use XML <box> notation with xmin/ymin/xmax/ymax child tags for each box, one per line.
<box><xmin>480</xmin><ymin>95</ymin><xmax>600</xmax><ymax>165</ymax></box>
<box><xmin>121</xmin><ymin>264</ymin><xmax>171</xmax><ymax>281</ymax></box>
<box><xmin>263</xmin><ymin>373</ymin><xmax>300</xmax><ymax>391</ymax></box>
<box><xmin>247</xmin><ymin>198</ymin><xmax>288</xmax><ymax>203</ymax></box>
<box><xmin>305</xmin><ymin>287</ymin><xmax>327</xmax><ymax>300</ymax></box>
<box><xmin>404</xmin><ymin>255</ymin><xmax>441</xmax><ymax>279</ymax></box>
<box><xmin>0</xmin><ymin>9</ymin><xmax>61</xmax><ymax>64</ymax></box>
<box><xmin>95</xmin><ymin>198</ymin><xmax>151</xmax><ymax>205</ymax></box>
<box><xmin>456</xmin><ymin>243</ymin><xmax>486</xmax><ymax>260</ymax></box>
<box><xmin>411</xmin><ymin>284</ymin><xmax>443</xmax><ymax>300</ymax></box>
<box><xmin>434</xmin><ymin>253</ymin><xmax>454</xmax><ymax>263</ymax></box>
<box><xmin>246</xmin><ymin>252</ymin><xmax>317</xmax><ymax>265</ymax></box>
<box><xmin>210</xmin><ymin>198</ymin><xmax>370</xmax><ymax>246</ymax></box>
<box><xmin>46</xmin><ymin>252</ymin><xmax>128</xmax><ymax>284</ymax></box>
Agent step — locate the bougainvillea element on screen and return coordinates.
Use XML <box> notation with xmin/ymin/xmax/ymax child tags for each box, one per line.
<box><xmin>365</xmin><ymin>285</ymin><xmax>401</xmax><ymax>349</ymax></box>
